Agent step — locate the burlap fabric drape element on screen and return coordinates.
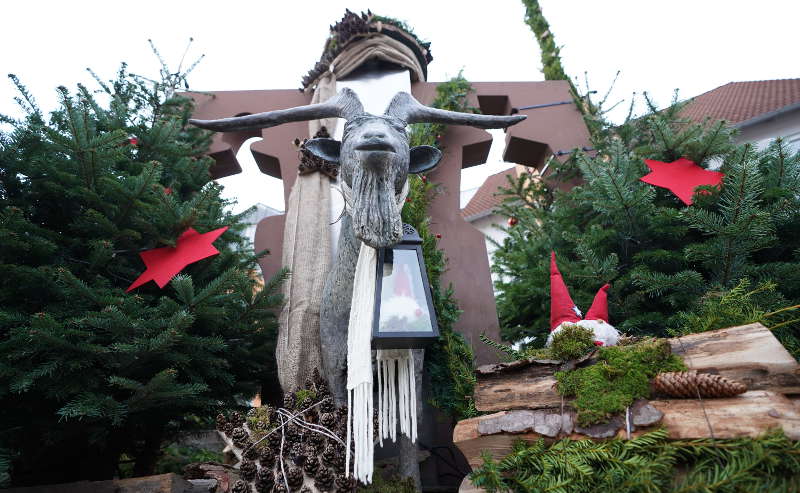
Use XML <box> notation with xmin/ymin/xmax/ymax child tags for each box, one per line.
<box><xmin>277</xmin><ymin>32</ymin><xmax>426</xmax><ymax>393</ymax></box>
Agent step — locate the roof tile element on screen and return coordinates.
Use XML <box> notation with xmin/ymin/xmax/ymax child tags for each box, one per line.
<box><xmin>681</xmin><ymin>79</ymin><xmax>800</xmax><ymax>125</ymax></box>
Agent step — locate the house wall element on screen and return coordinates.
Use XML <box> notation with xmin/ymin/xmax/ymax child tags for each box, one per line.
<box><xmin>736</xmin><ymin>107</ymin><xmax>800</xmax><ymax>151</ymax></box>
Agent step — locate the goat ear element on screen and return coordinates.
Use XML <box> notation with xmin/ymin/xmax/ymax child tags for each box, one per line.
<box><xmin>409</xmin><ymin>145</ymin><xmax>442</xmax><ymax>174</ymax></box>
<box><xmin>303</xmin><ymin>138</ymin><xmax>341</xmax><ymax>163</ymax></box>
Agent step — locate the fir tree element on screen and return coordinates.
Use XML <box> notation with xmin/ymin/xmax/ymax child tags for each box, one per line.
<box><xmin>0</xmin><ymin>61</ymin><xmax>285</xmax><ymax>486</ymax></box>
<box><xmin>492</xmin><ymin>94</ymin><xmax>800</xmax><ymax>356</ymax></box>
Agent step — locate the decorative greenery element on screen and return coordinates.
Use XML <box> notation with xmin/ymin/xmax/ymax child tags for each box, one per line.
<box><xmin>670</xmin><ymin>278</ymin><xmax>800</xmax><ymax>359</ymax></box>
<box><xmin>556</xmin><ymin>339</ymin><xmax>685</xmax><ymax>426</ymax></box>
<box><xmin>153</xmin><ymin>445</ymin><xmax>223</xmax><ymax>475</ymax></box>
<box><xmin>294</xmin><ymin>388</ymin><xmax>317</xmax><ymax>408</ymax></box>
<box><xmin>549</xmin><ymin>324</ymin><xmax>595</xmax><ymax>361</ymax></box>
<box><xmin>470</xmin><ymin>428</ymin><xmax>800</xmax><ymax>493</ymax></box>
<box><xmin>357</xmin><ymin>470</ymin><xmax>419</xmax><ymax>493</ymax></box>
<box><xmin>0</xmin><ymin>53</ymin><xmax>285</xmax><ymax>486</ymax></box>
<box><xmin>402</xmin><ymin>72</ymin><xmax>479</xmax><ymax>421</ymax></box>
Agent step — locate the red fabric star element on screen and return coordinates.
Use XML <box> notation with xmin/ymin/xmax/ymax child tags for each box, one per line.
<box><xmin>126</xmin><ymin>226</ymin><xmax>228</xmax><ymax>292</ymax></box>
<box><xmin>640</xmin><ymin>158</ymin><xmax>724</xmax><ymax>205</ymax></box>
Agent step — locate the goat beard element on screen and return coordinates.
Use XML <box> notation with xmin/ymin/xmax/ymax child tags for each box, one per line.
<box><xmin>350</xmin><ymin>166</ymin><xmax>403</xmax><ymax>248</ymax></box>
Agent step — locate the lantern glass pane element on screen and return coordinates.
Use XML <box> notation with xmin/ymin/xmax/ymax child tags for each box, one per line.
<box><xmin>377</xmin><ymin>249</ymin><xmax>433</xmax><ymax>333</ymax></box>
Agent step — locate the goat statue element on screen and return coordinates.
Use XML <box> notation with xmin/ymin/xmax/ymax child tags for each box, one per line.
<box><xmin>190</xmin><ymin>88</ymin><xmax>525</xmax><ymax>483</ymax></box>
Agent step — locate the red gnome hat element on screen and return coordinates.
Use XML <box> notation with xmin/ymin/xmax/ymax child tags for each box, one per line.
<box><xmin>550</xmin><ymin>252</ymin><xmax>581</xmax><ymax>330</ymax></box>
<box><xmin>550</xmin><ymin>252</ymin><xmax>611</xmax><ymax>330</ymax></box>
<box><xmin>584</xmin><ymin>283</ymin><xmax>610</xmax><ymax>322</ymax></box>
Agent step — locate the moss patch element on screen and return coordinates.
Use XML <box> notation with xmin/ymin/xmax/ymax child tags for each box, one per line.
<box><xmin>556</xmin><ymin>338</ymin><xmax>686</xmax><ymax>426</ymax></box>
<box><xmin>549</xmin><ymin>324</ymin><xmax>595</xmax><ymax>361</ymax></box>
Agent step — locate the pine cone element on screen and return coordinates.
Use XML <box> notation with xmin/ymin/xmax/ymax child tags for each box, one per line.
<box><xmin>654</xmin><ymin>371</ymin><xmax>747</xmax><ymax>398</ymax></box>
<box><xmin>231</xmin><ymin>427</ymin><xmax>250</xmax><ymax>447</ymax></box>
<box><xmin>274</xmin><ymin>482</ymin><xmax>289</xmax><ymax>493</ymax></box>
<box><xmin>307</xmin><ymin>433</ymin><xmax>324</xmax><ymax>450</ymax></box>
<box><xmin>231</xmin><ymin>479</ymin><xmax>250</xmax><ymax>493</ymax></box>
<box><xmin>290</xmin><ymin>442</ymin><xmax>306</xmax><ymax>465</ymax></box>
<box><xmin>216</xmin><ymin>413</ymin><xmax>228</xmax><ymax>431</ymax></box>
<box><xmin>315</xmin><ymin>467</ymin><xmax>334</xmax><ymax>491</ymax></box>
<box><xmin>240</xmin><ymin>459</ymin><xmax>257</xmax><ymax>481</ymax></box>
<box><xmin>300</xmin><ymin>487</ymin><xmax>313</xmax><ymax>493</ymax></box>
<box><xmin>321</xmin><ymin>444</ymin><xmax>338</xmax><ymax>468</ymax></box>
<box><xmin>259</xmin><ymin>447</ymin><xmax>275</xmax><ymax>468</ymax></box>
<box><xmin>304</xmin><ymin>457</ymin><xmax>320</xmax><ymax>478</ymax></box>
<box><xmin>284</xmin><ymin>392</ymin><xmax>296</xmax><ymax>409</ymax></box>
<box><xmin>313</xmin><ymin>367</ymin><xmax>324</xmax><ymax>386</ymax></box>
<box><xmin>335</xmin><ymin>475</ymin><xmax>357</xmax><ymax>492</ymax></box>
<box><xmin>268</xmin><ymin>430</ymin><xmax>283</xmax><ymax>450</ymax></box>
<box><xmin>230</xmin><ymin>411</ymin><xmax>245</xmax><ymax>428</ymax></box>
<box><xmin>243</xmin><ymin>445</ymin><xmax>260</xmax><ymax>460</ymax></box>
<box><xmin>285</xmin><ymin>422</ymin><xmax>302</xmax><ymax>443</ymax></box>
<box><xmin>319</xmin><ymin>398</ymin><xmax>334</xmax><ymax>414</ymax></box>
<box><xmin>320</xmin><ymin>412</ymin><xmax>336</xmax><ymax>429</ymax></box>
<box><xmin>255</xmin><ymin>468</ymin><xmax>274</xmax><ymax>493</ymax></box>
<box><xmin>223</xmin><ymin>422</ymin><xmax>234</xmax><ymax>437</ymax></box>
<box><xmin>286</xmin><ymin>466</ymin><xmax>304</xmax><ymax>489</ymax></box>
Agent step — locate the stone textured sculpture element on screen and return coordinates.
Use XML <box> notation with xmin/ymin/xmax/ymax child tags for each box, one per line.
<box><xmin>191</xmin><ymin>88</ymin><xmax>524</xmax><ymax>403</ymax></box>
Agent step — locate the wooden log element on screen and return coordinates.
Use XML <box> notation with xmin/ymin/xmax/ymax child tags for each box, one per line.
<box><xmin>2</xmin><ymin>473</ymin><xmax>202</xmax><ymax>493</ymax></box>
<box><xmin>473</xmin><ymin>323</ymin><xmax>800</xmax><ymax>412</ymax></box>
<box><xmin>474</xmin><ymin>360</ymin><xmax>562</xmax><ymax>412</ymax></box>
<box><xmin>454</xmin><ymin>391</ymin><xmax>800</xmax><ymax>468</ymax></box>
<box><xmin>669</xmin><ymin>323</ymin><xmax>800</xmax><ymax>395</ymax></box>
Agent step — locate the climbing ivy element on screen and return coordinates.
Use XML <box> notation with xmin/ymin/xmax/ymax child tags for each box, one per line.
<box><xmin>402</xmin><ymin>72</ymin><xmax>479</xmax><ymax>421</ymax></box>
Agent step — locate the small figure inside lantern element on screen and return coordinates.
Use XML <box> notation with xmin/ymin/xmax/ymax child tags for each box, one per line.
<box><xmin>372</xmin><ymin>224</ymin><xmax>439</xmax><ymax>349</ymax></box>
<box><xmin>378</xmin><ymin>252</ymin><xmax>433</xmax><ymax>333</ymax></box>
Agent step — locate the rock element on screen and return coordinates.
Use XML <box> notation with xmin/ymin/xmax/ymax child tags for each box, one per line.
<box><xmin>631</xmin><ymin>399</ymin><xmax>664</xmax><ymax>427</ymax></box>
<box><xmin>575</xmin><ymin>416</ymin><xmax>624</xmax><ymax>438</ymax></box>
<box><xmin>477</xmin><ymin>410</ymin><xmax>563</xmax><ymax>438</ymax></box>
<box><xmin>560</xmin><ymin>410</ymin><xmax>575</xmax><ymax>435</ymax></box>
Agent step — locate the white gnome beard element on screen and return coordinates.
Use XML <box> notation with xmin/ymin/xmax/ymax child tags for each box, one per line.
<box><xmin>547</xmin><ymin>319</ymin><xmax>621</xmax><ymax>347</ymax></box>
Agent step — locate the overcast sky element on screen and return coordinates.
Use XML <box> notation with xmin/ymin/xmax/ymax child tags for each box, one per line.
<box><xmin>2</xmin><ymin>0</ymin><xmax>796</xmax><ymax>212</ymax></box>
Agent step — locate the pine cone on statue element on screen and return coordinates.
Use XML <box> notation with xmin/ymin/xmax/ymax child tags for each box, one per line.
<box><xmin>285</xmin><ymin>422</ymin><xmax>302</xmax><ymax>444</ymax></box>
<box><xmin>304</xmin><ymin>457</ymin><xmax>320</xmax><ymax>478</ymax></box>
<box><xmin>320</xmin><ymin>412</ymin><xmax>336</xmax><ymax>429</ymax></box>
<box><xmin>240</xmin><ymin>459</ymin><xmax>257</xmax><ymax>481</ymax></box>
<box><xmin>268</xmin><ymin>430</ymin><xmax>283</xmax><ymax>450</ymax></box>
<box><xmin>315</xmin><ymin>467</ymin><xmax>335</xmax><ymax>491</ymax></box>
<box><xmin>231</xmin><ymin>427</ymin><xmax>250</xmax><ymax>447</ymax></box>
<box><xmin>255</xmin><ymin>468</ymin><xmax>274</xmax><ymax>493</ymax></box>
<box><xmin>321</xmin><ymin>444</ymin><xmax>339</xmax><ymax>468</ymax></box>
<box><xmin>230</xmin><ymin>411</ymin><xmax>245</xmax><ymax>428</ymax></box>
<box><xmin>307</xmin><ymin>433</ymin><xmax>324</xmax><ymax>452</ymax></box>
<box><xmin>259</xmin><ymin>447</ymin><xmax>275</xmax><ymax>468</ymax></box>
<box><xmin>284</xmin><ymin>392</ymin><xmax>296</xmax><ymax>410</ymax></box>
<box><xmin>654</xmin><ymin>371</ymin><xmax>747</xmax><ymax>398</ymax></box>
<box><xmin>335</xmin><ymin>475</ymin><xmax>357</xmax><ymax>493</ymax></box>
<box><xmin>290</xmin><ymin>442</ymin><xmax>306</xmax><ymax>465</ymax></box>
<box><xmin>319</xmin><ymin>398</ymin><xmax>334</xmax><ymax>414</ymax></box>
<box><xmin>286</xmin><ymin>466</ymin><xmax>304</xmax><ymax>490</ymax></box>
<box><xmin>243</xmin><ymin>445</ymin><xmax>260</xmax><ymax>460</ymax></box>
<box><xmin>216</xmin><ymin>413</ymin><xmax>228</xmax><ymax>431</ymax></box>
<box><xmin>223</xmin><ymin>422</ymin><xmax>234</xmax><ymax>437</ymax></box>
<box><xmin>231</xmin><ymin>479</ymin><xmax>250</xmax><ymax>493</ymax></box>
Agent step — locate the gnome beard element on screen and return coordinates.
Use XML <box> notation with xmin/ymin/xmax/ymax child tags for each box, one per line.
<box><xmin>546</xmin><ymin>252</ymin><xmax>620</xmax><ymax>347</ymax></box>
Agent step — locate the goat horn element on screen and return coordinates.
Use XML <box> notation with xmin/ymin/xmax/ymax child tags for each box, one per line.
<box><xmin>384</xmin><ymin>92</ymin><xmax>526</xmax><ymax>129</ymax></box>
<box><xmin>189</xmin><ymin>88</ymin><xmax>364</xmax><ymax>132</ymax></box>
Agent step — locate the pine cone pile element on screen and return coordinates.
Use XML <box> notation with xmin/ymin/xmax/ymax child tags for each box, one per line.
<box><xmin>653</xmin><ymin>371</ymin><xmax>747</xmax><ymax>398</ymax></box>
<box><xmin>213</xmin><ymin>368</ymin><xmax>359</xmax><ymax>492</ymax></box>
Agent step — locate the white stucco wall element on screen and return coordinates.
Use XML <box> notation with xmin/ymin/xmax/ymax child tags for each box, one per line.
<box><xmin>736</xmin><ymin>107</ymin><xmax>800</xmax><ymax>151</ymax></box>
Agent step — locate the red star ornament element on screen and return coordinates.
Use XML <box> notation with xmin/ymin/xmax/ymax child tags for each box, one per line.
<box><xmin>640</xmin><ymin>158</ymin><xmax>724</xmax><ymax>205</ymax></box>
<box><xmin>126</xmin><ymin>226</ymin><xmax>228</xmax><ymax>292</ymax></box>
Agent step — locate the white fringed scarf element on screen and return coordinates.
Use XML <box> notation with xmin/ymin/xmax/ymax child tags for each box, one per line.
<box><xmin>340</xmin><ymin>179</ymin><xmax>416</xmax><ymax>484</ymax></box>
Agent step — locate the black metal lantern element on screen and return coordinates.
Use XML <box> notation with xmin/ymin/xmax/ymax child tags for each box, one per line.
<box><xmin>372</xmin><ymin>224</ymin><xmax>440</xmax><ymax>349</ymax></box>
